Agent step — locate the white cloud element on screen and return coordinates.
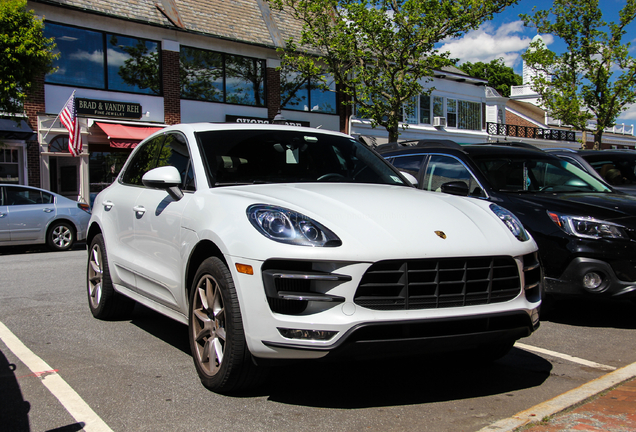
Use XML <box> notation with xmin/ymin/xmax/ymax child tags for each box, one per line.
<box><xmin>69</xmin><ymin>49</ymin><xmax>104</xmax><ymax>64</ymax></box>
<box><xmin>618</xmin><ymin>104</ymin><xmax>636</xmax><ymax>122</ymax></box>
<box><xmin>438</xmin><ymin>21</ymin><xmax>554</xmax><ymax>69</ymax></box>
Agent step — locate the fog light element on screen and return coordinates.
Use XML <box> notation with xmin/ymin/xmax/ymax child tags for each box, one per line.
<box><xmin>278</xmin><ymin>328</ymin><xmax>337</xmax><ymax>341</ymax></box>
<box><xmin>583</xmin><ymin>272</ymin><xmax>604</xmax><ymax>292</ymax></box>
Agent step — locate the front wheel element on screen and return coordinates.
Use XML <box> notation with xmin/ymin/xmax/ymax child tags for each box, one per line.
<box><xmin>47</xmin><ymin>221</ymin><xmax>74</xmax><ymax>251</ymax></box>
<box><xmin>87</xmin><ymin>233</ymin><xmax>135</xmax><ymax>320</ymax></box>
<box><xmin>189</xmin><ymin>257</ymin><xmax>265</xmax><ymax>393</ymax></box>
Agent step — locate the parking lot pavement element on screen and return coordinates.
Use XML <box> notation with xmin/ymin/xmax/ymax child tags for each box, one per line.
<box><xmin>480</xmin><ymin>362</ymin><xmax>636</xmax><ymax>432</ymax></box>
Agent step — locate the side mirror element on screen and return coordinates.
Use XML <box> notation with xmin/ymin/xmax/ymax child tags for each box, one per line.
<box><xmin>142</xmin><ymin>166</ymin><xmax>184</xmax><ymax>201</ymax></box>
<box><xmin>400</xmin><ymin>171</ymin><xmax>419</xmax><ymax>187</ymax></box>
<box><xmin>440</xmin><ymin>181</ymin><xmax>469</xmax><ymax>196</ymax></box>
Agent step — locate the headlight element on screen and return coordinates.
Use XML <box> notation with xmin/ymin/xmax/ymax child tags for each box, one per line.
<box><xmin>547</xmin><ymin>211</ymin><xmax>630</xmax><ymax>240</ymax></box>
<box><xmin>247</xmin><ymin>204</ymin><xmax>342</xmax><ymax>247</ymax></box>
<box><xmin>490</xmin><ymin>204</ymin><xmax>530</xmax><ymax>242</ymax></box>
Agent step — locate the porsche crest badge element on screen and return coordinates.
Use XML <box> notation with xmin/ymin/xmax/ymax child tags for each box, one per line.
<box><xmin>435</xmin><ymin>230</ymin><xmax>447</xmax><ymax>239</ymax></box>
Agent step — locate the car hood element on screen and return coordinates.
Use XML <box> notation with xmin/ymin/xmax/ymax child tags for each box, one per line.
<box><xmin>502</xmin><ymin>192</ymin><xmax>636</xmax><ymax>225</ymax></box>
<box><xmin>203</xmin><ymin>183</ymin><xmax>536</xmax><ymax>262</ymax></box>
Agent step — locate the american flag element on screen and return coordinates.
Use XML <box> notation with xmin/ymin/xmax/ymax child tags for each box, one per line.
<box><xmin>60</xmin><ymin>91</ymin><xmax>82</xmax><ymax>156</ymax></box>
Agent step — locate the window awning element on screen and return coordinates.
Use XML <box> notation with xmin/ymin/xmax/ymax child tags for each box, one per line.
<box><xmin>0</xmin><ymin>119</ymin><xmax>36</xmax><ymax>140</ymax></box>
<box><xmin>95</xmin><ymin>122</ymin><xmax>164</xmax><ymax>148</ymax></box>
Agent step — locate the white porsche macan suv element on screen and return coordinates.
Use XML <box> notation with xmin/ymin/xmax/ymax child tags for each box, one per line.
<box><xmin>86</xmin><ymin>123</ymin><xmax>542</xmax><ymax>393</ymax></box>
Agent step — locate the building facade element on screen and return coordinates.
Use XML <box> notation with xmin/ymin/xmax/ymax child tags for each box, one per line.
<box><xmin>21</xmin><ymin>0</ymin><xmax>343</xmax><ymax>204</ymax></box>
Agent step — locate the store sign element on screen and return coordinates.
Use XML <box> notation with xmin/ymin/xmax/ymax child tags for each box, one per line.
<box><xmin>76</xmin><ymin>98</ymin><xmax>142</xmax><ymax>119</ymax></box>
<box><xmin>226</xmin><ymin>115</ymin><xmax>310</xmax><ymax>127</ymax></box>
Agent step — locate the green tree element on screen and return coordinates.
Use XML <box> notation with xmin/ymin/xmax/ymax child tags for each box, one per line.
<box><xmin>521</xmin><ymin>0</ymin><xmax>636</xmax><ymax>149</ymax></box>
<box><xmin>0</xmin><ymin>0</ymin><xmax>57</xmax><ymax>117</ymax></box>
<box><xmin>269</xmin><ymin>0</ymin><xmax>517</xmax><ymax>141</ymax></box>
<box><xmin>458</xmin><ymin>58</ymin><xmax>522</xmax><ymax>97</ymax></box>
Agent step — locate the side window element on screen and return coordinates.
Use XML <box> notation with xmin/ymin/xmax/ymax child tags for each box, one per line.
<box><xmin>391</xmin><ymin>155</ymin><xmax>426</xmax><ymax>177</ymax></box>
<box><xmin>156</xmin><ymin>133</ymin><xmax>195</xmax><ymax>191</ymax></box>
<box><xmin>423</xmin><ymin>155</ymin><xmax>485</xmax><ymax>197</ymax></box>
<box><xmin>6</xmin><ymin>187</ymin><xmax>42</xmax><ymax>205</ymax></box>
<box><xmin>41</xmin><ymin>192</ymin><xmax>55</xmax><ymax>204</ymax></box>
<box><xmin>121</xmin><ymin>135</ymin><xmax>165</xmax><ymax>186</ymax></box>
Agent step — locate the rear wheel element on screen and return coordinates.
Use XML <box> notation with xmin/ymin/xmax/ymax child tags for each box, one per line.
<box><xmin>47</xmin><ymin>221</ymin><xmax>74</xmax><ymax>251</ymax></box>
<box><xmin>189</xmin><ymin>257</ymin><xmax>265</xmax><ymax>393</ymax></box>
<box><xmin>87</xmin><ymin>233</ymin><xmax>135</xmax><ymax>319</ymax></box>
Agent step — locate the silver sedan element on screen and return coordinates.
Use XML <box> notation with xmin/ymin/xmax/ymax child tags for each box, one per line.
<box><xmin>0</xmin><ymin>184</ymin><xmax>91</xmax><ymax>251</ymax></box>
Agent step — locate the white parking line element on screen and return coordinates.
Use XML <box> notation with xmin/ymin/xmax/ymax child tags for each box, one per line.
<box><xmin>515</xmin><ymin>342</ymin><xmax>617</xmax><ymax>371</ymax></box>
<box><xmin>0</xmin><ymin>321</ymin><xmax>113</xmax><ymax>432</ymax></box>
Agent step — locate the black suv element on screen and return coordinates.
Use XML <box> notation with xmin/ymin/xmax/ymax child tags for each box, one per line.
<box><xmin>377</xmin><ymin>140</ymin><xmax>636</xmax><ymax>301</ymax></box>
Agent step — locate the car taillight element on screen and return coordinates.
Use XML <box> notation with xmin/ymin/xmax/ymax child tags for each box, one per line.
<box><xmin>78</xmin><ymin>202</ymin><xmax>91</xmax><ymax>214</ymax></box>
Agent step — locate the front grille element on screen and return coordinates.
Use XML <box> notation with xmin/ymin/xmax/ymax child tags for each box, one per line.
<box><xmin>354</xmin><ymin>256</ymin><xmax>521</xmax><ymax>310</ymax></box>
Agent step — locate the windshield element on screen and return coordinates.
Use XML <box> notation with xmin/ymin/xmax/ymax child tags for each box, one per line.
<box><xmin>583</xmin><ymin>154</ymin><xmax>636</xmax><ymax>186</ymax></box>
<box><xmin>195</xmin><ymin>129</ymin><xmax>407</xmax><ymax>187</ymax></box>
<box><xmin>473</xmin><ymin>155</ymin><xmax>612</xmax><ymax>193</ymax></box>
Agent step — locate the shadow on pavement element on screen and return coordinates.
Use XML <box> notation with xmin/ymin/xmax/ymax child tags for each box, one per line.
<box><xmin>130</xmin><ymin>304</ymin><xmax>191</xmax><ymax>356</ymax></box>
<box><xmin>0</xmin><ymin>349</ymin><xmax>31</xmax><ymax>431</ymax></box>
<box><xmin>541</xmin><ymin>295</ymin><xmax>636</xmax><ymax>329</ymax></box>
<box><xmin>126</xmin><ymin>301</ymin><xmax>553</xmax><ymax>408</ymax></box>
<box><xmin>258</xmin><ymin>347</ymin><xmax>552</xmax><ymax>408</ymax></box>
<box><xmin>0</xmin><ymin>242</ymin><xmax>86</xmax><ymax>255</ymax></box>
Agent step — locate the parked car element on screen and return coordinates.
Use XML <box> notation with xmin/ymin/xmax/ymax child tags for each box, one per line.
<box><xmin>87</xmin><ymin>124</ymin><xmax>541</xmax><ymax>393</ymax></box>
<box><xmin>0</xmin><ymin>184</ymin><xmax>91</xmax><ymax>251</ymax></box>
<box><xmin>378</xmin><ymin>140</ymin><xmax>636</xmax><ymax>303</ymax></box>
<box><xmin>546</xmin><ymin>148</ymin><xmax>636</xmax><ymax>195</ymax></box>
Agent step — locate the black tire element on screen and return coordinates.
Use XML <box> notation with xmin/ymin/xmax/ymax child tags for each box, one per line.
<box><xmin>189</xmin><ymin>257</ymin><xmax>265</xmax><ymax>393</ymax></box>
<box><xmin>87</xmin><ymin>233</ymin><xmax>135</xmax><ymax>320</ymax></box>
<box><xmin>47</xmin><ymin>221</ymin><xmax>75</xmax><ymax>251</ymax></box>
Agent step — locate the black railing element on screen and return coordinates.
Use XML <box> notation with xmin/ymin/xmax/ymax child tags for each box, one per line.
<box><xmin>487</xmin><ymin>122</ymin><xmax>576</xmax><ymax>142</ymax></box>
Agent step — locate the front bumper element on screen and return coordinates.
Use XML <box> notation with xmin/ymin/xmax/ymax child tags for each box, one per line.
<box><xmin>228</xmin><ymin>253</ymin><xmax>542</xmax><ymax>360</ymax></box>
<box><xmin>545</xmin><ymin>257</ymin><xmax>636</xmax><ymax>298</ymax></box>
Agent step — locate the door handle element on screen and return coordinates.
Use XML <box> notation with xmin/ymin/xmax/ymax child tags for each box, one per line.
<box><xmin>102</xmin><ymin>200</ymin><xmax>114</xmax><ymax>210</ymax></box>
<box><xmin>0</xmin><ymin>212</ymin><xmax>6</xmax><ymax>218</ymax></box>
<box><xmin>133</xmin><ymin>205</ymin><xmax>146</xmax><ymax>215</ymax></box>
<box><xmin>43</xmin><ymin>208</ymin><xmax>54</xmax><ymax>213</ymax></box>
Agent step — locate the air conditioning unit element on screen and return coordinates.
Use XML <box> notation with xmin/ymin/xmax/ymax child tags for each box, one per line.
<box><xmin>433</xmin><ymin>116</ymin><xmax>447</xmax><ymax>127</ymax></box>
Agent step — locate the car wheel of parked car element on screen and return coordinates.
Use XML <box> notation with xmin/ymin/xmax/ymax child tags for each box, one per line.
<box><xmin>87</xmin><ymin>233</ymin><xmax>135</xmax><ymax>319</ymax></box>
<box><xmin>47</xmin><ymin>221</ymin><xmax>75</xmax><ymax>251</ymax></box>
<box><xmin>189</xmin><ymin>257</ymin><xmax>264</xmax><ymax>393</ymax></box>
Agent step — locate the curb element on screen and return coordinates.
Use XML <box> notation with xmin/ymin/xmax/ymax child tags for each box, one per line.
<box><xmin>478</xmin><ymin>360</ymin><xmax>636</xmax><ymax>432</ymax></box>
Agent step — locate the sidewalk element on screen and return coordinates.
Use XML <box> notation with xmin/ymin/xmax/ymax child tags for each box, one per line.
<box><xmin>479</xmin><ymin>362</ymin><xmax>636</xmax><ymax>432</ymax></box>
<box><xmin>522</xmin><ymin>377</ymin><xmax>636</xmax><ymax>432</ymax></box>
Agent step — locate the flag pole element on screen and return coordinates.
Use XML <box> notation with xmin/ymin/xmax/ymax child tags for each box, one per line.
<box><xmin>41</xmin><ymin>90</ymin><xmax>76</xmax><ymax>142</ymax></box>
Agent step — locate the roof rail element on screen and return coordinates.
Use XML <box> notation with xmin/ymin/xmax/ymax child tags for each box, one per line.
<box><xmin>376</xmin><ymin>139</ymin><xmax>464</xmax><ymax>152</ymax></box>
<box><xmin>474</xmin><ymin>141</ymin><xmax>542</xmax><ymax>150</ymax></box>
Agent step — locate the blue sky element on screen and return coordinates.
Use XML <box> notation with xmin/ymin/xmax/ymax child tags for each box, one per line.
<box><xmin>439</xmin><ymin>0</ymin><xmax>636</xmax><ymax>125</ymax></box>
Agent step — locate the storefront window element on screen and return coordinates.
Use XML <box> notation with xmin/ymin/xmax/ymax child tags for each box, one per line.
<box><xmin>433</xmin><ymin>96</ymin><xmax>444</xmax><ymax>118</ymax></box>
<box><xmin>281</xmin><ymin>71</ymin><xmax>337</xmax><ymax>114</ymax></box>
<box><xmin>44</xmin><ymin>23</ymin><xmax>104</xmax><ymax>89</ymax></box>
<box><xmin>107</xmin><ymin>35</ymin><xmax>160</xmax><ymax>95</ymax></box>
<box><xmin>403</xmin><ymin>97</ymin><xmax>418</xmax><ymax>124</ymax></box>
<box><xmin>458</xmin><ymin>100</ymin><xmax>481</xmax><ymax>130</ymax></box>
<box><xmin>420</xmin><ymin>95</ymin><xmax>431</xmax><ymax>124</ymax></box>
<box><xmin>179</xmin><ymin>47</ymin><xmax>265</xmax><ymax>107</ymax></box>
<box><xmin>180</xmin><ymin>47</ymin><xmax>224</xmax><ymax>102</ymax></box>
<box><xmin>447</xmin><ymin>99</ymin><xmax>457</xmax><ymax>128</ymax></box>
<box><xmin>0</xmin><ymin>149</ymin><xmax>19</xmax><ymax>184</ymax></box>
<box><xmin>89</xmin><ymin>148</ymin><xmax>131</xmax><ymax>195</ymax></box>
<box><xmin>225</xmin><ymin>55</ymin><xmax>265</xmax><ymax>106</ymax></box>
<box><xmin>44</xmin><ymin>22</ymin><xmax>160</xmax><ymax>95</ymax></box>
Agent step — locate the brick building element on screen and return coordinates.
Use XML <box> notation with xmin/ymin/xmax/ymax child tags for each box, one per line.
<box><xmin>16</xmin><ymin>0</ymin><xmax>343</xmax><ymax>204</ymax></box>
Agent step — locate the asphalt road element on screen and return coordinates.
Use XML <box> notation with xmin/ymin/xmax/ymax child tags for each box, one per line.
<box><xmin>1</xmin><ymin>245</ymin><xmax>635</xmax><ymax>432</ymax></box>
